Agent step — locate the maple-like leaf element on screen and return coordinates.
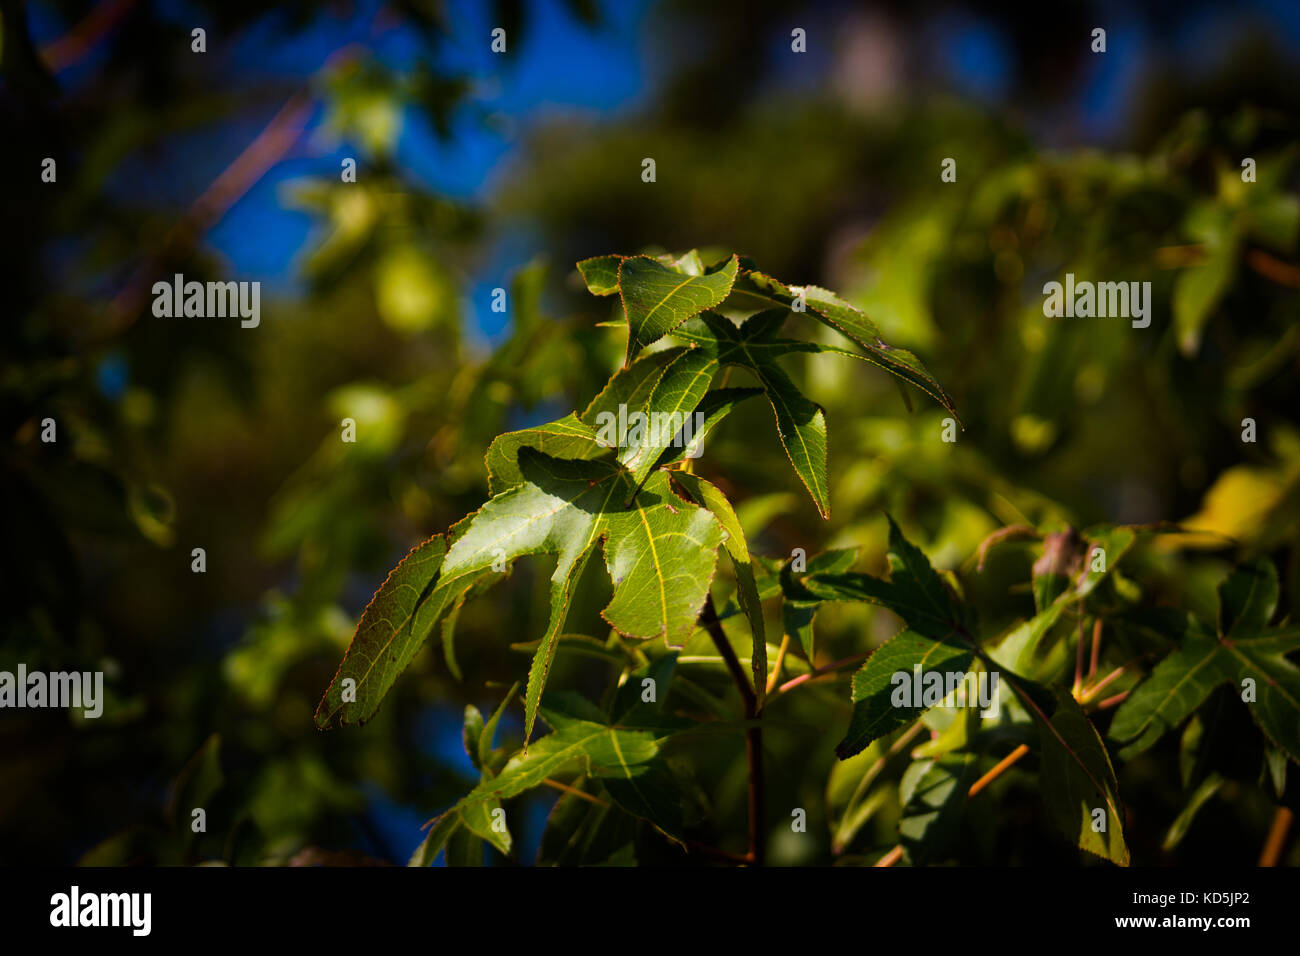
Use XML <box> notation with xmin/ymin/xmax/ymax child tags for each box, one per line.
<box><xmin>316</xmin><ymin>424</ymin><xmax>725</xmax><ymax>742</ymax></box>
<box><xmin>1110</xmin><ymin>558</ymin><xmax>1300</xmax><ymax>763</ymax></box>
<box><xmin>411</xmin><ymin>692</ymin><xmax>688</xmax><ymax>863</ymax></box>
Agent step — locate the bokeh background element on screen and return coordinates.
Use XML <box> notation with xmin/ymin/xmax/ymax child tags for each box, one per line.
<box><xmin>3</xmin><ymin>0</ymin><xmax>1299</xmax><ymax>865</ymax></box>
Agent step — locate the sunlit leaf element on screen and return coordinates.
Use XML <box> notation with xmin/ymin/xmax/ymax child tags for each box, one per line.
<box><xmin>616</xmin><ymin>254</ymin><xmax>739</xmax><ymax>363</ymax></box>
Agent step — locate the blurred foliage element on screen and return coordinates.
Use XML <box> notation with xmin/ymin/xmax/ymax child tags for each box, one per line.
<box><xmin>1</xmin><ymin>0</ymin><xmax>1298</xmax><ymax>866</ymax></box>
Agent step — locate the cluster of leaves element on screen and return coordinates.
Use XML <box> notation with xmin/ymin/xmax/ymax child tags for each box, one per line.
<box><xmin>318</xmin><ymin>250</ymin><xmax>1298</xmax><ymax>866</ymax></box>
<box><xmin>316</xmin><ymin>250</ymin><xmax>952</xmax><ymax>734</ymax></box>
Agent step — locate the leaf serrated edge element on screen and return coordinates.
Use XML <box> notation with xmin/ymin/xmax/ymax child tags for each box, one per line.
<box><xmin>314</xmin><ymin>534</ymin><xmax>448</xmax><ymax>729</ymax></box>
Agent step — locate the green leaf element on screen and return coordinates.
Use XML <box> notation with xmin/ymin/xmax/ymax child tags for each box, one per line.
<box><xmin>315</xmin><ymin>535</ymin><xmax>478</xmax><ymax>729</ymax></box>
<box><xmin>673</xmin><ymin>311</ymin><xmax>830</xmax><ymax>515</ymax></box>
<box><xmin>537</xmin><ymin>789</ymin><xmax>635</xmax><ymax>866</ymax></box>
<box><xmin>479</xmin><ymin>682</ymin><xmax>520</xmax><ymax>769</ymax></box>
<box><xmin>654</xmin><ymin>386</ymin><xmax>763</xmax><ymax>467</ymax></box>
<box><xmin>1219</xmin><ymin>557</ymin><xmax>1279</xmax><ymax>637</ymax></box>
<box><xmin>782</xmin><ymin>601</ymin><xmax>817</xmax><ymax>662</ymax></box>
<box><xmin>663</xmin><ymin>249</ymin><xmax>705</xmax><ymax>275</ymax></box>
<box><xmin>318</xmin><ymin>442</ymin><xmax>724</xmax><ymax>738</ymax></box>
<box><xmin>1172</xmin><ymin>203</ymin><xmax>1240</xmax><ymax>356</ymax></box>
<box><xmin>408</xmin><ymin>812</ymin><xmax>462</xmax><ymax>867</ymax></box>
<box><xmin>440</xmin><ymin>449</ymin><xmax>724</xmax><ymax>742</ymax></box>
<box><xmin>899</xmin><ymin>753</ymin><xmax>978</xmax><ymax>864</ymax></box>
<box><xmin>675</xmin><ymin>298</ymin><xmax>957</xmax><ymax>511</ymax></box>
<box><xmin>836</xmin><ymin>630</ymin><xmax>974</xmax><ymax>759</ymax></box>
<box><xmin>441</xmin><ymin>574</ymin><xmax>500</xmax><ymax>682</ymax></box>
<box><xmin>805</xmin><ymin>515</ymin><xmax>975</xmax><ymax>643</ymax></box>
<box><xmin>485</xmin><ymin>413</ymin><xmax>610</xmax><ymax>495</ymax></box>
<box><xmin>462</xmin><ymin>705</ymin><xmax>486</xmax><ymax>772</ymax></box>
<box><xmin>990</xmin><ymin>598</ymin><xmax>1070</xmax><ymax>675</ymax></box>
<box><xmin>778</xmin><ymin>547</ymin><xmax>858</xmax><ymax>660</ymax></box>
<box><xmin>1219</xmin><ymin>628</ymin><xmax>1300</xmax><ymax>763</ymax></box>
<box><xmin>445</xmin><ymin>825</ymin><xmax>487</xmax><ymax>866</ymax></box>
<box><xmin>1265</xmin><ymin>746</ymin><xmax>1287</xmax><ymax>798</ymax></box>
<box><xmin>441</xmin><ymin>596</ymin><xmax>466</xmax><ymax>681</ymax></box>
<box><xmin>724</xmin><ymin>269</ymin><xmax>957</xmax><ymax>419</ymax></box>
<box><xmin>1034</xmin><ymin>691</ymin><xmax>1130</xmax><ymax>866</ymax></box>
<box><xmin>456</xmin><ymin>791</ymin><xmax>510</xmax><ymax>856</ymax></box>
<box><xmin>672</xmin><ymin>472</ymin><xmax>766</xmax><ymax>706</ymax></box>
<box><xmin>755</xmin><ymin>359</ymin><xmax>829</xmax><ymax>517</ymax></box>
<box><xmin>1075</xmin><ymin>526</ymin><xmax>1136</xmax><ymax>597</ymax></box>
<box><xmin>615</xmin><ymin>254</ymin><xmax>739</xmax><ymax>363</ymax></box>
<box><xmin>827</xmin><ymin>736</ymin><xmax>897</xmax><ymax>853</ymax></box>
<box><xmin>168</xmin><ymin>734</ymin><xmax>223</xmax><ymax>839</ymax></box>
<box><xmin>445</xmin><ymin>698</ymin><xmax>686</xmax><ymax>842</ymax></box>
<box><xmin>582</xmin><ymin>346</ymin><xmax>719</xmax><ymax>485</ymax></box>
<box><xmin>577</xmin><ymin>255</ymin><xmax>622</xmax><ymax>296</ymax></box>
<box><xmin>612</xmin><ymin>652</ymin><xmax>687</xmax><ymax>731</ymax></box>
<box><xmin>1110</xmin><ymin>559</ymin><xmax>1300</xmax><ymax>763</ymax></box>
<box><xmin>1162</xmin><ymin>772</ymin><xmax>1224</xmax><ymax>852</ymax></box>
<box><xmin>1109</xmin><ymin>623</ymin><xmax>1224</xmax><ymax>759</ymax></box>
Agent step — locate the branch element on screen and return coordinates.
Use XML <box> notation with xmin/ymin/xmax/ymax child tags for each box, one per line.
<box><xmin>700</xmin><ymin>593</ymin><xmax>764</xmax><ymax>865</ymax></box>
<box><xmin>41</xmin><ymin>0</ymin><xmax>136</xmax><ymax>73</ymax></box>
<box><xmin>700</xmin><ymin>593</ymin><xmax>756</xmax><ymax>711</ymax></box>
<box><xmin>95</xmin><ymin>86</ymin><xmax>316</xmax><ymax>344</ymax></box>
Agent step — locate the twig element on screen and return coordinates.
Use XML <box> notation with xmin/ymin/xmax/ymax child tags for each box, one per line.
<box><xmin>974</xmin><ymin>524</ymin><xmax>1039</xmax><ymax>571</ymax></box>
<box><xmin>541</xmin><ymin>778</ymin><xmax>609</xmax><ymax>808</ymax></box>
<box><xmin>875</xmin><ymin>844</ymin><xmax>904</xmax><ymax>867</ymax></box>
<box><xmin>774</xmin><ymin>651</ymin><xmax>871</xmax><ymax>697</ymax></box>
<box><xmin>765</xmin><ymin>635</ymin><xmax>790</xmax><ymax>694</ymax></box>
<box><xmin>1088</xmin><ymin>618</ymin><xmax>1103</xmax><ymax>680</ymax></box>
<box><xmin>1259</xmin><ymin>806</ymin><xmax>1294</xmax><ymax>867</ymax></box>
<box><xmin>1078</xmin><ymin>665</ymin><xmax>1125</xmax><ymax>705</ymax></box>
<box><xmin>700</xmin><ymin>594</ymin><xmax>764</xmax><ymax>865</ymax></box>
<box><xmin>1247</xmin><ymin>249</ymin><xmax>1300</xmax><ymax>289</ymax></box>
<box><xmin>1154</xmin><ymin>244</ymin><xmax>1206</xmax><ymax>268</ymax></box>
<box><xmin>968</xmin><ymin>744</ymin><xmax>1030</xmax><ymax>798</ymax></box>
<box><xmin>1158</xmin><ymin>244</ymin><xmax>1300</xmax><ymax>288</ymax></box>
<box><xmin>1093</xmin><ymin>691</ymin><xmax>1129</xmax><ymax>711</ymax></box>
<box><xmin>1073</xmin><ymin>617</ymin><xmax>1086</xmax><ymax>698</ymax></box>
